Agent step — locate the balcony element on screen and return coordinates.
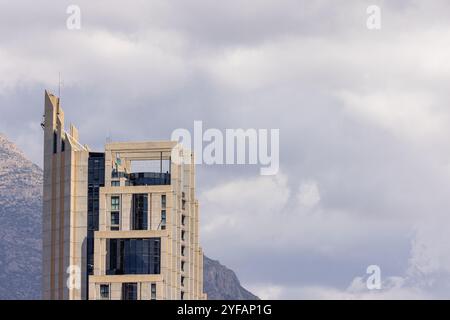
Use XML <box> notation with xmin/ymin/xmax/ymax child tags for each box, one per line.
<box><xmin>127</xmin><ymin>172</ymin><xmax>171</xmax><ymax>186</ymax></box>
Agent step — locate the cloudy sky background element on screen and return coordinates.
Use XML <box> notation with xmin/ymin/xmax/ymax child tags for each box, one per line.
<box><xmin>2</xmin><ymin>0</ymin><xmax>450</xmax><ymax>298</ymax></box>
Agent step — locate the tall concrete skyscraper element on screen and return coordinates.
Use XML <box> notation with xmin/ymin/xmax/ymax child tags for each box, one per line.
<box><xmin>42</xmin><ymin>90</ymin><xmax>206</xmax><ymax>300</ymax></box>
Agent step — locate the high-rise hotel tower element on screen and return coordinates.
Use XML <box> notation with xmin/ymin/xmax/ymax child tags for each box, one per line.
<box><xmin>42</xmin><ymin>90</ymin><xmax>206</xmax><ymax>300</ymax></box>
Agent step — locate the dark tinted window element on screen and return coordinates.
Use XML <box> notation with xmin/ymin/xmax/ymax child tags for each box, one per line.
<box><xmin>122</xmin><ymin>283</ymin><xmax>137</xmax><ymax>300</ymax></box>
<box><xmin>111</xmin><ymin>212</ymin><xmax>120</xmax><ymax>230</ymax></box>
<box><xmin>161</xmin><ymin>194</ymin><xmax>166</xmax><ymax>208</ymax></box>
<box><xmin>107</xmin><ymin>238</ymin><xmax>160</xmax><ymax>275</ymax></box>
<box><xmin>87</xmin><ymin>152</ymin><xmax>105</xmax><ymax>285</ymax></box>
<box><xmin>133</xmin><ymin>194</ymin><xmax>148</xmax><ymax>230</ymax></box>
<box><xmin>100</xmin><ymin>284</ymin><xmax>109</xmax><ymax>299</ymax></box>
<box><xmin>151</xmin><ymin>283</ymin><xmax>156</xmax><ymax>300</ymax></box>
<box><xmin>161</xmin><ymin>210</ymin><xmax>166</xmax><ymax>230</ymax></box>
<box><xmin>53</xmin><ymin>131</ymin><xmax>57</xmax><ymax>154</ymax></box>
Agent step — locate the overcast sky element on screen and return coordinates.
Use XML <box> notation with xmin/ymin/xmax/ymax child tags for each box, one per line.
<box><xmin>2</xmin><ymin>0</ymin><xmax>450</xmax><ymax>299</ymax></box>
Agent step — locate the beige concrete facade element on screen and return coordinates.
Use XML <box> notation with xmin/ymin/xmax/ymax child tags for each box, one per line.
<box><xmin>42</xmin><ymin>90</ymin><xmax>90</xmax><ymax>300</ymax></box>
<box><xmin>42</xmin><ymin>91</ymin><xmax>206</xmax><ymax>300</ymax></box>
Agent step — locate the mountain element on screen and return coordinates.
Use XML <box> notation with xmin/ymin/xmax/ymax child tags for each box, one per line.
<box><xmin>0</xmin><ymin>133</ymin><xmax>258</xmax><ymax>300</ymax></box>
<box><xmin>0</xmin><ymin>134</ymin><xmax>42</xmax><ymax>299</ymax></box>
<box><xmin>203</xmin><ymin>256</ymin><xmax>259</xmax><ymax>300</ymax></box>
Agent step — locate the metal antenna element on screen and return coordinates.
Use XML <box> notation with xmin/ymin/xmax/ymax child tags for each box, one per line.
<box><xmin>58</xmin><ymin>72</ymin><xmax>63</xmax><ymax>99</ymax></box>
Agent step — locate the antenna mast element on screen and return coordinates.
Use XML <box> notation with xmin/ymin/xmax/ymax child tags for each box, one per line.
<box><xmin>57</xmin><ymin>72</ymin><xmax>65</xmax><ymax>109</ymax></box>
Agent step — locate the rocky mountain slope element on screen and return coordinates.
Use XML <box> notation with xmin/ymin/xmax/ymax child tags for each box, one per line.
<box><xmin>0</xmin><ymin>134</ymin><xmax>42</xmax><ymax>299</ymax></box>
<box><xmin>0</xmin><ymin>133</ymin><xmax>258</xmax><ymax>300</ymax></box>
<box><xmin>204</xmin><ymin>256</ymin><xmax>259</xmax><ymax>300</ymax></box>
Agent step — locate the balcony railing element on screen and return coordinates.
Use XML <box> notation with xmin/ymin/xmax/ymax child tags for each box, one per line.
<box><xmin>127</xmin><ymin>172</ymin><xmax>171</xmax><ymax>186</ymax></box>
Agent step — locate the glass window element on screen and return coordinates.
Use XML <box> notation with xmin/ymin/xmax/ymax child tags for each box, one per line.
<box><xmin>107</xmin><ymin>238</ymin><xmax>161</xmax><ymax>275</ymax></box>
<box><xmin>181</xmin><ymin>291</ymin><xmax>185</xmax><ymax>300</ymax></box>
<box><xmin>129</xmin><ymin>239</ymin><xmax>137</xmax><ymax>274</ymax></box>
<box><xmin>136</xmin><ymin>239</ymin><xmax>143</xmax><ymax>274</ymax></box>
<box><xmin>161</xmin><ymin>210</ymin><xmax>166</xmax><ymax>223</ymax></box>
<box><xmin>161</xmin><ymin>194</ymin><xmax>166</xmax><ymax>208</ymax></box>
<box><xmin>181</xmin><ymin>230</ymin><xmax>186</xmax><ymax>241</ymax></box>
<box><xmin>111</xmin><ymin>180</ymin><xmax>120</xmax><ymax>187</ymax></box>
<box><xmin>181</xmin><ymin>276</ymin><xmax>185</xmax><ymax>287</ymax></box>
<box><xmin>181</xmin><ymin>260</ymin><xmax>185</xmax><ymax>272</ymax></box>
<box><xmin>111</xmin><ymin>196</ymin><xmax>120</xmax><ymax>211</ymax></box>
<box><xmin>87</xmin><ymin>153</ymin><xmax>105</xmax><ymax>281</ymax></box>
<box><xmin>122</xmin><ymin>283</ymin><xmax>137</xmax><ymax>300</ymax></box>
<box><xmin>160</xmin><ymin>210</ymin><xmax>166</xmax><ymax>230</ymax></box>
<box><xmin>111</xmin><ymin>212</ymin><xmax>120</xmax><ymax>230</ymax></box>
<box><xmin>132</xmin><ymin>194</ymin><xmax>148</xmax><ymax>230</ymax></box>
<box><xmin>93</xmin><ymin>199</ymin><xmax>99</xmax><ymax>211</ymax></box>
<box><xmin>181</xmin><ymin>245</ymin><xmax>185</xmax><ymax>257</ymax></box>
<box><xmin>151</xmin><ymin>283</ymin><xmax>157</xmax><ymax>300</ymax></box>
<box><xmin>100</xmin><ymin>284</ymin><xmax>109</xmax><ymax>300</ymax></box>
<box><xmin>181</xmin><ymin>215</ymin><xmax>186</xmax><ymax>226</ymax></box>
<box><xmin>53</xmin><ymin>131</ymin><xmax>57</xmax><ymax>154</ymax></box>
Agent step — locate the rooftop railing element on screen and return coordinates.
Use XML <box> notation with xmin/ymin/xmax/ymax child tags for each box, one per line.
<box><xmin>127</xmin><ymin>172</ymin><xmax>171</xmax><ymax>186</ymax></box>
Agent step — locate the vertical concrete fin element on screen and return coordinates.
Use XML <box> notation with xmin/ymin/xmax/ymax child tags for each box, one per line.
<box><xmin>70</xmin><ymin>124</ymin><xmax>79</xmax><ymax>142</ymax></box>
<box><xmin>44</xmin><ymin>90</ymin><xmax>58</xmax><ymax>133</ymax></box>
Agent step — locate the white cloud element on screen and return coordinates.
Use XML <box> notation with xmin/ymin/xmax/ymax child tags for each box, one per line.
<box><xmin>245</xmin><ymin>215</ymin><xmax>450</xmax><ymax>299</ymax></box>
<box><xmin>337</xmin><ymin>90</ymin><xmax>448</xmax><ymax>142</ymax></box>
<box><xmin>247</xmin><ymin>284</ymin><xmax>284</xmax><ymax>300</ymax></box>
<box><xmin>200</xmin><ymin>171</ymin><xmax>411</xmax><ymax>259</ymax></box>
<box><xmin>297</xmin><ymin>180</ymin><xmax>320</xmax><ymax>208</ymax></box>
<box><xmin>249</xmin><ymin>276</ymin><xmax>431</xmax><ymax>300</ymax></box>
<box><xmin>201</xmin><ymin>172</ymin><xmax>290</xmax><ymax>236</ymax></box>
<box><xmin>406</xmin><ymin>219</ymin><xmax>450</xmax><ymax>289</ymax></box>
<box><xmin>201</xmin><ymin>167</ymin><xmax>450</xmax><ymax>299</ymax></box>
